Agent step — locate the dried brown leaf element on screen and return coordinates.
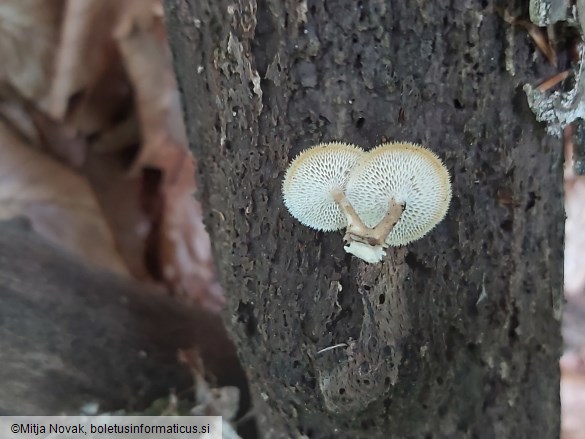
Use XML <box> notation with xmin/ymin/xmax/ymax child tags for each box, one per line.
<box><xmin>110</xmin><ymin>1</ymin><xmax>220</xmax><ymax>309</ymax></box>
<box><xmin>114</xmin><ymin>0</ymin><xmax>187</xmax><ymax>174</ymax></box>
<box><xmin>0</xmin><ymin>0</ymin><xmax>63</xmax><ymax>100</ymax></box>
<box><xmin>0</xmin><ymin>119</ymin><xmax>129</xmax><ymax>275</ymax></box>
<box><xmin>83</xmin><ymin>149</ymin><xmax>152</xmax><ymax>279</ymax></box>
<box><xmin>158</xmin><ymin>151</ymin><xmax>224</xmax><ymax>311</ymax></box>
<box><xmin>46</xmin><ymin>0</ymin><xmax>121</xmax><ymax>120</ymax></box>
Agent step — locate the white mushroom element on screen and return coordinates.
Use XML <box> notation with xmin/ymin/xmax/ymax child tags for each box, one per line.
<box><xmin>282</xmin><ymin>140</ymin><xmax>451</xmax><ymax>264</ymax></box>
<box><xmin>282</xmin><ymin>142</ymin><xmax>365</xmax><ymax>231</ymax></box>
<box><xmin>345</xmin><ymin>141</ymin><xmax>452</xmax><ymax>247</ymax></box>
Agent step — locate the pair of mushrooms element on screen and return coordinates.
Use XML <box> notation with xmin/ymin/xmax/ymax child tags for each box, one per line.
<box><xmin>282</xmin><ymin>141</ymin><xmax>452</xmax><ymax>263</ymax></box>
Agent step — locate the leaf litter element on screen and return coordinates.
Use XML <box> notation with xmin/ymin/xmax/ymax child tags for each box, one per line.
<box><xmin>0</xmin><ymin>0</ymin><xmax>222</xmax><ymax>311</ymax></box>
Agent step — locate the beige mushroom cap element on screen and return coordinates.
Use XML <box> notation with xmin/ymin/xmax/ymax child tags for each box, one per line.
<box><xmin>345</xmin><ymin>142</ymin><xmax>451</xmax><ymax>246</ymax></box>
<box><xmin>282</xmin><ymin>142</ymin><xmax>365</xmax><ymax>231</ymax></box>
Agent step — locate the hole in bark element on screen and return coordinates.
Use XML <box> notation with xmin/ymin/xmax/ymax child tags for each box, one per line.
<box><xmin>338</xmin><ymin>388</ymin><xmax>346</xmax><ymax>395</ymax></box>
<box><xmin>383</xmin><ymin>345</ymin><xmax>394</xmax><ymax>357</ymax></box>
<box><xmin>436</xmin><ymin>376</ymin><xmax>444</xmax><ymax>385</ymax></box>
<box><xmin>453</xmin><ymin>98</ymin><xmax>464</xmax><ymax>109</ymax></box>
<box><xmin>359</xmin><ymin>362</ymin><xmax>370</xmax><ymax>375</ymax></box>
<box><xmin>405</xmin><ymin>252</ymin><xmax>429</xmax><ymax>272</ymax></box>
<box><xmin>525</xmin><ymin>192</ymin><xmax>536</xmax><ymax>211</ymax></box>
<box><xmin>362</xmin><ymin>379</ymin><xmax>370</xmax><ymax>385</ymax></box>
<box><xmin>356</xmin><ymin>117</ymin><xmax>365</xmax><ymax>129</ymax></box>
<box><xmin>383</xmin><ymin>397</ymin><xmax>392</xmax><ymax>408</ymax></box>
<box><xmin>438</xmin><ymin>404</ymin><xmax>448</xmax><ymax>417</ymax></box>
<box><xmin>361</xmin><ymin>420</ymin><xmax>373</xmax><ymax>430</ymax></box>
<box><xmin>236</xmin><ymin>301</ymin><xmax>257</xmax><ymax>337</ymax></box>
<box><xmin>384</xmin><ymin>376</ymin><xmax>391</xmax><ymax>385</ymax></box>
<box><xmin>378</xmin><ymin>294</ymin><xmax>385</xmax><ymax>304</ymax></box>
<box><xmin>442</xmin><ymin>266</ymin><xmax>450</xmax><ymax>281</ymax></box>
<box><xmin>293</xmin><ymin>360</ymin><xmax>300</xmax><ymax>368</ymax></box>
<box><xmin>508</xmin><ymin>307</ymin><xmax>519</xmax><ymax>341</ymax></box>
<box><xmin>500</xmin><ymin>219</ymin><xmax>513</xmax><ymax>232</ymax></box>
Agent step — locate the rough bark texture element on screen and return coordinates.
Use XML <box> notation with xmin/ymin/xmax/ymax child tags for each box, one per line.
<box><xmin>165</xmin><ymin>1</ymin><xmax>563</xmax><ymax>437</ymax></box>
<box><xmin>0</xmin><ymin>219</ymin><xmax>244</xmax><ymax>415</ymax></box>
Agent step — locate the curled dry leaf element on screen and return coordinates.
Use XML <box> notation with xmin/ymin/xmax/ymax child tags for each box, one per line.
<box><xmin>111</xmin><ymin>1</ymin><xmax>221</xmax><ymax>309</ymax></box>
<box><xmin>0</xmin><ymin>0</ymin><xmax>62</xmax><ymax>101</ymax></box>
<box><xmin>0</xmin><ymin>119</ymin><xmax>129</xmax><ymax>275</ymax></box>
<box><xmin>0</xmin><ymin>0</ymin><xmax>220</xmax><ymax>311</ymax></box>
<box><xmin>114</xmin><ymin>0</ymin><xmax>187</xmax><ymax>174</ymax></box>
<box><xmin>158</xmin><ymin>152</ymin><xmax>225</xmax><ymax>311</ymax></box>
<box><xmin>46</xmin><ymin>0</ymin><xmax>122</xmax><ymax>120</ymax></box>
<box><xmin>83</xmin><ymin>149</ymin><xmax>152</xmax><ymax>280</ymax></box>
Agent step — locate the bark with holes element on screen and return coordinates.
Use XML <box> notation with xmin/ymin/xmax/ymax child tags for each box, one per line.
<box><xmin>165</xmin><ymin>1</ymin><xmax>563</xmax><ymax>437</ymax></box>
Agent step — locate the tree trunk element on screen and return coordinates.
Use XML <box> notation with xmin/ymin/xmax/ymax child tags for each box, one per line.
<box><xmin>164</xmin><ymin>1</ymin><xmax>563</xmax><ymax>437</ymax></box>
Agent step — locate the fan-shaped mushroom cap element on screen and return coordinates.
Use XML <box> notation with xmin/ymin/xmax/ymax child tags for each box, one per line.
<box><xmin>282</xmin><ymin>142</ymin><xmax>364</xmax><ymax>231</ymax></box>
<box><xmin>345</xmin><ymin>142</ymin><xmax>451</xmax><ymax>246</ymax></box>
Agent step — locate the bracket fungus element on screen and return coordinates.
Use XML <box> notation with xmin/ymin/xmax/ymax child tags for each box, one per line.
<box><xmin>282</xmin><ymin>141</ymin><xmax>451</xmax><ymax>264</ymax></box>
<box><xmin>344</xmin><ymin>142</ymin><xmax>452</xmax><ymax>262</ymax></box>
<box><xmin>282</xmin><ymin>142</ymin><xmax>365</xmax><ymax>231</ymax></box>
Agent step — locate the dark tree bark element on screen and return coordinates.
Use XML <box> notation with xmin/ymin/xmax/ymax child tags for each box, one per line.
<box><xmin>164</xmin><ymin>1</ymin><xmax>563</xmax><ymax>437</ymax></box>
<box><xmin>0</xmin><ymin>219</ymin><xmax>244</xmax><ymax>415</ymax></box>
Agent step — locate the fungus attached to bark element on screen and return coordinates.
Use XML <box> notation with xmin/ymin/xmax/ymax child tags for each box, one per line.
<box><xmin>282</xmin><ymin>141</ymin><xmax>451</xmax><ymax>264</ymax></box>
<box><xmin>282</xmin><ymin>142</ymin><xmax>365</xmax><ymax>231</ymax></box>
<box><xmin>344</xmin><ymin>141</ymin><xmax>451</xmax><ymax>255</ymax></box>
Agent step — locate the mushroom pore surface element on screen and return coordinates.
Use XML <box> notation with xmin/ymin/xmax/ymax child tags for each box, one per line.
<box><xmin>345</xmin><ymin>142</ymin><xmax>451</xmax><ymax>246</ymax></box>
<box><xmin>282</xmin><ymin>142</ymin><xmax>365</xmax><ymax>231</ymax></box>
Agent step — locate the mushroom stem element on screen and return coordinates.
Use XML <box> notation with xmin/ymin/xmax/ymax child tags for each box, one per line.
<box><xmin>368</xmin><ymin>199</ymin><xmax>405</xmax><ymax>243</ymax></box>
<box><xmin>331</xmin><ymin>188</ymin><xmax>370</xmax><ymax>237</ymax></box>
<box><xmin>331</xmin><ymin>189</ymin><xmax>404</xmax><ymax>246</ymax></box>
